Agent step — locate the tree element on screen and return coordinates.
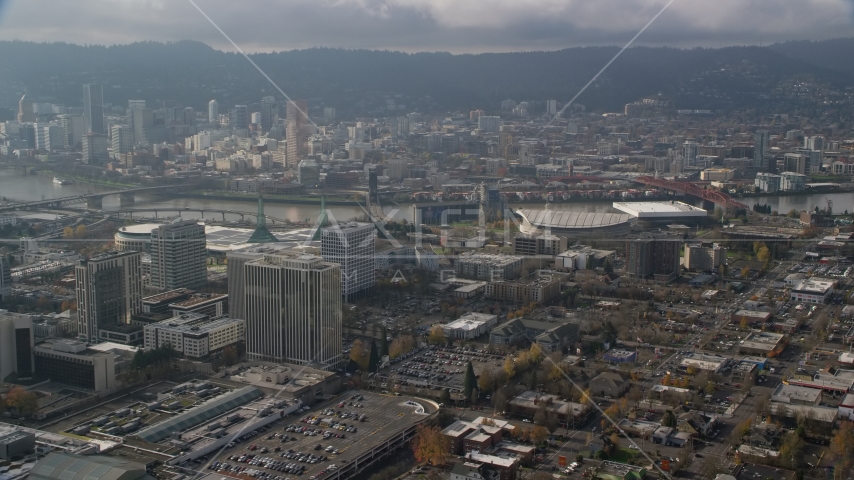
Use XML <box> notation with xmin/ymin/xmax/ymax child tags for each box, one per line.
<box><xmin>787</xmin><ymin>209</ymin><xmax>799</xmax><ymax>218</ymax></box>
<box><xmin>428</xmin><ymin>325</ymin><xmax>447</xmax><ymax>345</ymax></box>
<box><xmin>831</xmin><ymin>421</ymin><xmax>854</xmax><ymax>459</ymax></box>
<box><xmin>534</xmin><ymin>404</ymin><xmax>548</xmax><ymax>426</ymax></box>
<box><xmin>4</xmin><ymin>386</ymin><xmax>39</xmax><ymax>417</ymax></box>
<box><xmin>546</xmin><ymin>411</ymin><xmax>560</xmax><ymax>434</ymax></box>
<box><xmin>741</xmin><ymin>266</ymin><xmax>751</xmax><ymax>278</ymax></box>
<box><xmin>705</xmin><ymin>381</ymin><xmax>716</xmax><ymax>396</ymax></box>
<box><xmin>478</xmin><ymin>369</ymin><xmax>495</xmax><ymax>394</ymax></box>
<box><xmin>463</xmin><ymin>361</ymin><xmax>477</xmax><ymax>398</ymax></box>
<box><xmin>222</xmin><ymin>345</ymin><xmax>238</xmax><ymax>366</ymax></box>
<box><xmin>379</xmin><ymin>327</ymin><xmax>389</xmax><ymax>359</ymax></box>
<box><xmin>368</xmin><ymin>340</ymin><xmax>380</xmax><ymax>372</ymax></box>
<box><xmin>490</xmin><ymin>389</ymin><xmax>507</xmax><ymax>412</ymax></box>
<box><xmin>350</xmin><ymin>339</ymin><xmax>369</xmax><ymax>371</ymax></box>
<box><xmin>627</xmin><ymin>386</ymin><xmax>643</xmax><ymax>407</ymax></box>
<box><xmin>530</xmin><ymin>425</ymin><xmax>548</xmax><ymax>445</ymax></box>
<box><xmin>63</xmin><ymin>226</ymin><xmax>74</xmax><ymax>239</ymax></box>
<box><xmin>74</xmin><ymin>224</ymin><xmax>87</xmax><ymax>238</ymax></box>
<box><xmin>604</xmin><ymin>258</ymin><xmax>613</xmax><ymax>274</ymax></box>
<box><xmin>778</xmin><ymin>431</ymin><xmax>802</xmax><ymax>469</ymax></box>
<box><xmin>36</xmin><ymin>295</ymin><xmax>51</xmax><ymax>312</ymax></box>
<box><xmin>581</xmin><ymin>388</ymin><xmax>593</xmax><ymax>406</ymax></box>
<box><xmin>411</xmin><ymin>424</ymin><xmax>450</xmax><ymax>466</ymax></box>
<box><xmin>661</xmin><ymin>410</ymin><xmax>677</xmax><ymax>427</ymax></box>
<box><xmin>602</xmin><ymin>320</ymin><xmax>618</xmax><ymax>346</ymax></box>
<box><xmin>529</xmin><ymin>343</ymin><xmax>543</xmax><ymax>364</ymax></box>
<box><xmin>438</xmin><ymin>389</ymin><xmax>450</xmax><ymax>405</ymax></box>
<box><xmin>503</xmin><ymin>356</ymin><xmax>516</xmax><ymax>379</ymax></box>
<box><xmin>389</xmin><ymin>335</ymin><xmax>415</xmax><ymax>359</ymax></box>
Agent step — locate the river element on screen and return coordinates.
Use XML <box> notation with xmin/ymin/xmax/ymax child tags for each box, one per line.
<box><xmin>2</xmin><ymin>170</ymin><xmax>851</xmax><ymax>224</ymax></box>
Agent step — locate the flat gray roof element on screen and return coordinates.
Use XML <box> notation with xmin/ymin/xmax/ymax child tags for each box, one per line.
<box><xmin>516</xmin><ymin>209</ymin><xmax>632</xmax><ymax>229</ymax></box>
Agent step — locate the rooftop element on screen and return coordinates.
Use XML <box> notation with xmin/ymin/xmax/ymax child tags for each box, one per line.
<box><xmin>516</xmin><ymin>209</ymin><xmax>632</xmax><ymax>229</ymax></box>
<box><xmin>170</xmin><ymin>293</ymin><xmax>228</xmax><ymax>308</ymax></box>
<box><xmin>732</xmin><ymin>309</ymin><xmax>772</xmax><ymax>319</ymax></box>
<box><xmin>148</xmin><ymin>315</ymin><xmax>242</xmax><ymax>336</ymax></box>
<box><xmin>613</xmin><ymin>201</ymin><xmax>708</xmax><ymax>218</ymax></box>
<box><xmin>793</xmin><ymin>278</ymin><xmax>835</xmax><ymax>294</ymax></box>
<box><xmin>772</xmin><ymin>384</ymin><xmax>821</xmax><ymax>404</ymax></box>
<box><xmin>444</xmin><ymin>313</ymin><xmax>497</xmax><ymax>331</ymax></box>
<box><xmin>142</xmin><ymin>289</ymin><xmax>194</xmax><ymax>304</ymax></box>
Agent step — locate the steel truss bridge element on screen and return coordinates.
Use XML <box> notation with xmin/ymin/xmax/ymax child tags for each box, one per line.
<box><xmin>0</xmin><ymin>185</ymin><xmax>174</xmax><ymax>212</ymax></box>
<box><xmin>633</xmin><ymin>176</ymin><xmax>749</xmax><ymax>210</ymax></box>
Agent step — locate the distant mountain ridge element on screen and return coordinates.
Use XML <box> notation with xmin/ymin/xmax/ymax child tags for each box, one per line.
<box><xmin>0</xmin><ymin>39</ymin><xmax>851</xmax><ymax>117</ymax></box>
<box><xmin>768</xmin><ymin>38</ymin><xmax>854</xmax><ymax>73</ymax></box>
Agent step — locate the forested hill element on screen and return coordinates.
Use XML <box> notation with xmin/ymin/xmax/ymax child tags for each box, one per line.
<box><xmin>0</xmin><ymin>39</ymin><xmax>849</xmax><ymax>117</ymax></box>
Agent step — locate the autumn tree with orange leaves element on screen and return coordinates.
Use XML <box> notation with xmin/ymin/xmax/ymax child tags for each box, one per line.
<box><xmin>412</xmin><ymin>424</ymin><xmax>450</xmax><ymax>466</ymax></box>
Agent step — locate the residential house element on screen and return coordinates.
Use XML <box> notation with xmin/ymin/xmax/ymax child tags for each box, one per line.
<box><xmin>589</xmin><ymin>372</ymin><xmax>630</xmax><ymax>398</ymax></box>
<box><xmin>450</xmin><ymin>462</ymin><xmax>500</xmax><ymax>480</ymax></box>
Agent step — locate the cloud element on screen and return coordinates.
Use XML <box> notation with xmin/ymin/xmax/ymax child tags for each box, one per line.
<box><xmin>0</xmin><ymin>0</ymin><xmax>852</xmax><ymax>52</ymax></box>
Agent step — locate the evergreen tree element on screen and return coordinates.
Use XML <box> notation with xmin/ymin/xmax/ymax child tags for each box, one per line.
<box><xmin>380</xmin><ymin>327</ymin><xmax>389</xmax><ymax>359</ymax></box>
<box><xmin>368</xmin><ymin>340</ymin><xmax>380</xmax><ymax>373</ymax></box>
<box><xmin>463</xmin><ymin>361</ymin><xmax>476</xmax><ymax>398</ymax></box>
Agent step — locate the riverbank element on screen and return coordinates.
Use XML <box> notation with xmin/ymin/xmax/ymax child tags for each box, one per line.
<box><xmin>37</xmin><ymin>170</ymin><xmax>136</xmax><ymax>190</ymax></box>
<box><xmin>734</xmin><ymin>186</ymin><xmax>854</xmax><ymax>199</ymax></box>
<box><xmin>168</xmin><ymin>190</ymin><xmax>364</xmax><ymax>207</ymax></box>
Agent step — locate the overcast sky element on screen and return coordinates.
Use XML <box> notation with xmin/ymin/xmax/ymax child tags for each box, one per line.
<box><xmin>1</xmin><ymin>0</ymin><xmax>853</xmax><ymax>53</ymax></box>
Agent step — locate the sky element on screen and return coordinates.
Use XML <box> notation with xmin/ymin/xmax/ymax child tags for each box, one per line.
<box><xmin>0</xmin><ymin>0</ymin><xmax>853</xmax><ymax>53</ymax></box>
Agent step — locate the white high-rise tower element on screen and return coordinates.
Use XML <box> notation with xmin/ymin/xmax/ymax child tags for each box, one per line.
<box><xmin>208</xmin><ymin>100</ymin><xmax>219</xmax><ymax>124</ymax></box>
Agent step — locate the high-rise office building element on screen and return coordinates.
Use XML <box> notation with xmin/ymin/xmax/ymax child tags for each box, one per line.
<box><xmin>83</xmin><ymin>83</ymin><xmax>106</xmax><ymax>134</ymax></box>
<box><xmin>130</xmin><ymin>107</ymin><xmax>153</xmax><ymax>145</ymax></box>
<box><xmin>208</xmin><ymin>100</ymin><xmax>219</xmax><ymax>124</ymax></box>
<box><xmin>111</xmin><ymin>125</ymin><xmax>134</xmax><ymax>157</ymax></box>
<box><xmin>546</xmin><ymin>99</ymin><xmax>558</xmax><ymax>115</ymax></box>
<box><xmin>82</xmin><ymin>133</ymin><xmax>109</xmax><ymax>165</ymax></box>
<box><xmin>286</xmin><ymin>100</ymin><xmax>309</xmax><ymax>168</ymax></box>
<box><xmin>149</xmin><ymin>219</ymin><xmax>207</xmax><ymax>290</ymax></box>
<box><xmin>625</xmin><ymin>234</ymin><xmax>681</xmax><ymax>281</ymax></box>
<box><xmin>260</xmin><ymin>96</ymin><xmax>277</xmax><ymax>132</ymax></box>
<box><xmin>0</xmin><ymin>256</ymin><xmax>11</xmax><ymax>302</ymax></box>
<box><xmin>478</xmin><ymin>115</ymin><xmax>501</xmax><ymax>133</ymax></box>
<box><xmin>753</xmin><ymin>130</ymin><xmax>769</xmax><ymax>168</ymax></box>
<box><xmin>232</xmin><ymin>105</ymin><xmax>249</xmax><ymax>130</ymax></box>
<box><xmin>684</xmin><ymin>243</ymin><xmax>727</xmax><ymax>272</ymax></box>
<box><xmin>57</xmin><ymin>114</ymin><xmax>84</xmax><ymax>147</ymax></box>
<box><xmin>0</xmin><ymin>311</ymin><xmax>35</xmax><ymax>381</ymax></box>
<box><xmin>390</xmin><ymin>116</ymin><xmax>409</xmax><ymax>142</ymax></box>
<box><xmin>227</xmin><ymin>249</ymin><xmax>260</xmax><ymax>322</ymax></box>
<box><xmin>75</xmin><ymin>251</ymin><xmax>143</xmax><ymax>343</ymax></box>
<box><xmin>804</xmin><ymin>135</ymin><xmax>824</xmax><ymax>152</ymax></box>
<box><xmin>33</xmin><ymin>123</ymin><xmax>50</xmax><ymax>151</ymax></box>
<box><xmin>682</xmin><ymin>141</ymin><xmax>699</xmax><ymax>166</ymax></box>
<box><xmin>244</xmin><ymin>252</ymin><xmax>342</xmax><ymax>369</ymax></box>
<box><xmin>183</xmin><ymin>107</ymin><xmax>196</xmax><ymax>126</ymax></box>
<box><xmin>321</xmin><ymin>222</ymin><xmax>375</xmax><ymax>302</ymax></box>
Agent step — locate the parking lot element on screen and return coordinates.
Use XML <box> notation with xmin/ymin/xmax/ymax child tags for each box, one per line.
<box><xmin>204</xmin><ymin>391</ymin><xmax>435</xmax><ymax>480</ymax></box>
<box><xmin>373</xmin><ymin>345</ymin><xmax>508</xmax><ymax>395</ymax></box>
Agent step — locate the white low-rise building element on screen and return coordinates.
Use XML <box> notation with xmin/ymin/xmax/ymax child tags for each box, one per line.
<box><xmin>143</xmin><ymin>313</ymin><xmax>244</xmax><ymax>359</ymax></box>
<box><xmin>679</xmin><ymin>353</ymin><xmax>728</xmax><ymax>373</ymax></box>
<box><xmin>442</xmin><ymin>313</ymin><xmax>499</xmax><ymax>340</ymax></box>
<box><xmin>791</xmin><ymin>277</ymin><xmax>835</xmax><ymax>304</ymax></box>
